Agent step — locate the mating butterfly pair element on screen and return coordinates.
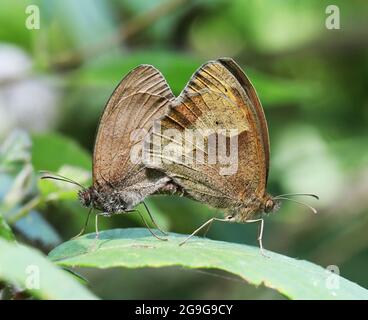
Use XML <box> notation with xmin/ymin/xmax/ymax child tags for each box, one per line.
<box><xmin>42</xmin><ymin>58</ymin><xmax>317</xmax><ymax>254</ymax></box>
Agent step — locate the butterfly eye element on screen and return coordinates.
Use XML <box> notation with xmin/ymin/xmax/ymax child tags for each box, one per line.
<box><xmin>84</xmin><ymin>193</ymin><xmax>91</xmax><ymax>206</ymax></box>
<box><xmin>264</xmin><ymin>199</ymin><xmax>275</xmax><ymax>213</ymax></box>
<box><xmin>78</xmin><ymin>190</ymin><xmax>92</xmax><ymax>207</ymax></box>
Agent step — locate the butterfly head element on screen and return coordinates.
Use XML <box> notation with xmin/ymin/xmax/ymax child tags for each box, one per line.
<box><xmin>78</xmin><ymin>187</ymin><xmax>97</xmax><ymax>208</ymax></box>
<box><xmin>262</xmin><ymin>194</ymin><xmax>281</xmax><ymax>215</ymax></box>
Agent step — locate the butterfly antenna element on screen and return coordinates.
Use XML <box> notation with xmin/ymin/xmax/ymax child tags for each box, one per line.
<box><xmin>275</xmin><ymin>197</ymin><xmax>318</xmax><ymax>214</ymax></box>
<box><xmin>142</xmin><ymin>201</ymin><xmax>168</xmax><ymax>236</ymax></box>
<box><xmin>39</xmin><ymin>171</ymin><xmax>85</xmax><ymax>189</ymax></box>
<box><xmin>71</xmin><ymin>207</ymin><xmax>93</xmax><ymax>240</ymax></box>
<box><xmin>275</xmin><ymin>193</ymin><xmax>319</xmax><ymax>200</ymax></box>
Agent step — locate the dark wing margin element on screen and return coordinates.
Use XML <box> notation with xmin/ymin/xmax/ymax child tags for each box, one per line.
<box><xmin>218</xmin><ymin>58</ymin><xmax>270</xmax><ymax>182</ymax></box>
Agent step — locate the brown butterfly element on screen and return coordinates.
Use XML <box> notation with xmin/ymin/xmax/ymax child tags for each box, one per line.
<box><xmin>145</xmin><ymin>58</ymin><xmax>318</xmax><ymax>254</ymax></box>
<box><xmin>42</xmin><ymin>64</ymin><xmax>182</xmax><ymax>239</ymax></box>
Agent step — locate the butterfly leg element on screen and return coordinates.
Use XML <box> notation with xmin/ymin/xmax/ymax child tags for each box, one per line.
<box><xmin>126</xmin><ymin>208</ymin><xmax>168</xmax><ymax>240</ymax></box>
<box><xmin>72</xmin><ymin>207</ymin><xmax>93</xmax><ymax>240</ymax></box>
<box><xmin>88</xmin><ymin>213</ymin><xmax>103</xmax><ymax>252</ymax></box>
<box><xmin>202</xmin><ymin>210</ymin><xmax>229</xmax><ymax>238</ymax></box>
<box><xmin>143</xmin><ymin>201</ymin><xmax>168</xmax><ymax>236</ymax></box>
<box><xmin>245</xmin><ymin>218</ymin><xmax>269</xmax><ymax>258</ymax></box>
<box><xmin>202</xmin><ymin>219</ymin><xmax>214</xmax><ymax>238</ymax></box>
<box><xmin>95</xmin><ymin>213</ymin><xmax>100</xmax><ymax>240</ymax></box>
<box><xmin>96</xmin><ymin>209</ymin><xmax>167</xmax><ymax>241</ymax></box>
<box><xmin>137</xmin><ymin>210</ymin><xmax>167</xmax><ymax>241</ymax></box>
<box><xmin>179</xmin><ymin>217</ymin><xmax>230</xmax><ymax>246</ymax></box>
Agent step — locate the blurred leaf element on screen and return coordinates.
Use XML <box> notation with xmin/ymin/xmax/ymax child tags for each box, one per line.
<box><xmin>189</xmin><ymin>9</ymin><xmax>245</xmax><ymax>57</ymax></box>
<box><xmin>49</xmin><ymin>228</ymin><xmax>368</xmax><ymax>300</ymax></box>
<box><xmin>2</xmin><ymin>164</ymin><xmax>35</xmax><ymax>214</ymax></box>
<box><xmin>72</xmin><ymin>51</ymin><xmax>201</xmax><ymax>96</ymax></box>
<box><xmin>0</xmin><ymin>214</ymin><xmax>15</xmax><ymax>242</ymax></box>
<box><xmin>42</xmin><ymin>0</ymin><xmax>118</xmax><ymax>52</ymax></box>
<box><xmin>31</xmin><ymin>133</ymin><xmax>91</xmax><ymax>172</ymax></box>
<box><xmin>0</xmin><ymin>130</ymin><xmax>31</xmax><ymax>175</ymax></box>
<box><xmin>72</xmin><ymin>51</ymin><xmax>317</xmax><ymax>107</ymax></box>
<box><xmin>241</xmin><ymin>1</ymin><xmax>321</xmax><ymax>53</ymax></box>
<box><xmin>0</xmin><ymin>130</ymin><xmax>36</xmax><ymax>217</ymax></box>
<box><xmin>273</xmin><ymin>126</ymin><xmax>344</xmax><ymax>205</ymax></box>
<box><xmin>199</xmin><ymin>0</ymin><xmax>322</xmax><ymax>54</ymax></box>
<box><xmin>0</xmin><ymin>238</ymin><xmax>98</xmax><ymax>299</ymax></box>
<box><xmin>0</xmin><ymin>0</ymin><xmax>34</xmax><ymax>50</ymax></box>
<box><xmin>119</xmin><ymin>0</ymin><xmax>221</xmax><ymax>45</ymax></box>
<box><xmin>246</xmin><ymin>69</ymin><xmax>319</xmax><ymax>106</ymax></box>
<box><xmin>14</xmin><ymin>210</ymin><xmax>61</xmax><ymax>247</ymax></box>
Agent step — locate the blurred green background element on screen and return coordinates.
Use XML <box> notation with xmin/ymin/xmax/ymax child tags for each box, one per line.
<box><xmin>0</xmin><ymin>0</ymin><xmax>367</xmax><ymax>299</ymax></box>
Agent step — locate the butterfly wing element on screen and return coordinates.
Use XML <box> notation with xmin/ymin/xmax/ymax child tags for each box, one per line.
<box><xmin>147</xmin><ymin>58</ymin><xmax>270</xmax><ymax>211</ymax></box>
<box><xmin>93</xmin><ymin>65</ymin><xmax>174</xmax><ymax>192</ymax></box>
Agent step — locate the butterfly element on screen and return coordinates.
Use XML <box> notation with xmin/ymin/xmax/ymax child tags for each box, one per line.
<box><xmin>144</xmin><ymin>58</ymin><xmax>318</xmax><ymax>254</ymax></box>
<box><xmin>42</xmin><ymin>64</ymin><xmax>183</xmax><ymax>239</ymax></box>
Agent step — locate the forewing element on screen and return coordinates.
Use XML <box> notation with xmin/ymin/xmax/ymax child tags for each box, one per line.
<box><xmin>93</xmin><ymin>65</ymin><xmax>174</xmax><ymax>189</ymax></box>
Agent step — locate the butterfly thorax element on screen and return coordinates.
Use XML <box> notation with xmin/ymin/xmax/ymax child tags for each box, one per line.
<box><xmin>78</xmin><ymin>186</ymin><xmax>137</xmax><ymax>213</ymax></box>
<box><xmin>232</xmin><ymin>193</ymin><xmax>281</xmax><ymax>221</ymax></box>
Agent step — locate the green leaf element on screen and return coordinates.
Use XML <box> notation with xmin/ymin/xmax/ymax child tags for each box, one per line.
<box><xmin>0</xmin><ymin>130</ymin><xmax>35</xmax><ymax>217</ymax></box>
<box><xmin>0</xmin><ymin>214</ymin><xmax>15</xmax><ymax>242</ymax></box>
<box><xmin>14</xmin><ymin>211</ymin><xmax>62</xmax><ymax>247</ymax></box>
<box><xmin>0</xmin><ymin>238</ymin><xmax>98</xmax><ymax>300</ymax></box>
<box><xmin>31</xmin><ymin>133</ymin><xmax>91</xmax><ymax>172</ymax></box>
<box><xmin>0</xmin><ymin>130</ymin><xmax>32</xmax><ymax>173</ymax></box>
<box><xmin>49</xmin><ymin>228</ymin><xmax>368</xmax><ymax>300</ymax></box>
